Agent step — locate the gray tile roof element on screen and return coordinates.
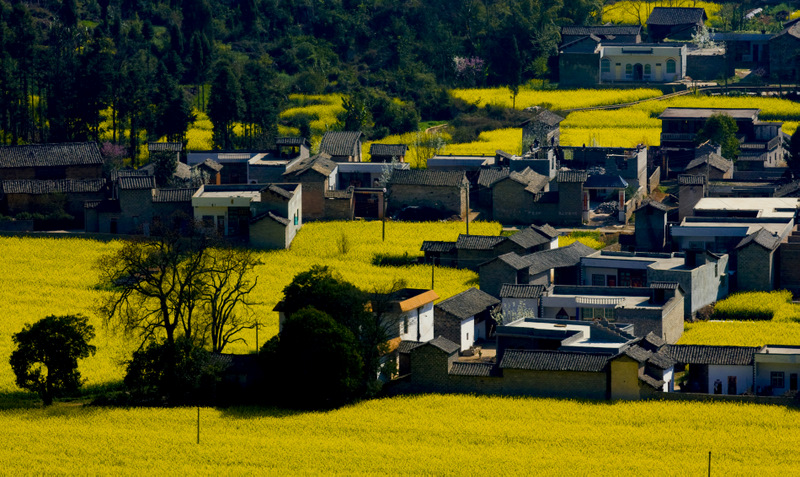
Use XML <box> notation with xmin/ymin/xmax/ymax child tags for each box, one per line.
<box><xmin>522</xmin><ymin>109</ymin><xmax>565</xmax><ymax>127</ymax></box>
<box><xmin>275</xmin><ymin>137</ymin><xmax>310</xmax><ymax>147</ymax></box>
<box><xmin>641</xmin><ymin>332</ymin><xmax>667</xmax><ymax>350</ymax></box>
<box><xmin>638</xmin><ymin>372</ymin><xmax>665</xmax><ymax>390</ymax></box>
<box><xmin>267</xmin><ymin>184</ymin><xmax>295</xmax><ymax>200</ymax></box>
<box><xmin>500</xmin><ymin>349</ymin><xmax>609</xmax><ymax>372</ymax></box>
<box><xmin>194</xmin><ymin>158</ymin><xmax>223</xmax><ymax>172</ymax></box>
<box><xmin>647</xmin><ymin>7</ymin><xmax>707</xmax><ymax>25</ymax></box>
<box><xmin>147</xmin><ymin>142</ymin><xmax>183</xmax><ymax>152</ymax></box>
<box><xmin>151</xmin><ymin>188</ymin><xmax>195</xmax><ymax>203</ymax></box>
<box><xmin>526</xmin><ymin>242</ymin><xmax>596</xmax><ymax>275</ymax></box>
<box><xmin>426</xmin><ymin>336</ymin><xmax>460</xmax><ymax>354</ymax></box>
<box><xmin>494</xmin><ymin>252</ymin><xmax>533</xmax><ymax>270</ymax></box>
<box><xmin>584</xmin><ymin>174</ymin><xmax>628</xmax><ymax>189</ymax></box>
<box><xmin>477</xmin><ymin>168</ymin><xmax>510</xmax><ymax>188</ymax></box>
<box><xmin>506</xmin><ymin>167</ymin><xmax>549</xmax><ymax>194</ymax></box>
<box><xmin>456</xmin><ymin>234</ymin><xmax>506</xmax><ymax>251</ymax></box>
<box><xmin>685</xmin><ymin>153</ymin><xmax>733</xmax><ymax>173</ymax></box>
<box><xmin>635</xmin><ymin>199</ymin><xmax>669</xmax><ymax>213</ymax></box>
<box><xmin>118</xmin><ymin>175</ymin><xmax>156</xmax><ymax>190</ymax></box>
<box><xmin>621</xmin><ymin>344</ymin><xmax>676</xmax><ymax>370</ymax></box>
<box><xmin>736</xmin><ymin>227</ymin><xmax>782</xmax><ymax>251</ymax></box>
<box><xmin>139</xmin><ymin>161</ymin><xmax>192</xmax><ymax>180</ymax></box>
<box><xmin>436</xmin><ymin>287</ymin><xmax>500</xmax><ymax>320</ymax></box>
<box><xmin>0</xmin><ymin>142</ymin><xmax>103</xmax><ymax>168</ymax></box>
<box><xmin>659</xmin><ymin>108</ymin><xmax>758</xmax><ymax>120</ymax></box>
<box><xmin>561</xmin><ymin>25</ymin><xmax>641</xmax><ymax>37</ymax></box>
<box><xmin>397</xmin><ymin>340</ymin><xmax>422</xmax><ymax>353</ymax></box>
<box><xmin>251</xmin><ymin>210</ymin><xmax>289</xmax><ymax>226</ymax></box>
<box><xmin>1</xmin><ymin>179</ymin><xmax>106</xmax><ymax>195</ymax></box>
<box><xmin>499</xmin><ymin>284</ymin><xmax>546</xmax><ymax>299</ymax></box>
<box><xmin>450</xmin><ymin>362</ymin><xmax>495</xmax><ymax>377</ymax></box>
<box><xmin>421</xmin><ymin>241</ymin><xmax>456</xmax><ymax>253</ymax></box>
<box><xmin>557</xmin><ymin>170</ymin><xmax>588</xmax><ymax>183</ymax></box>
<box><xmin>320</xmin><ymin>131</ymin><xmax>362</xmax><ymax>157</ymax></box>
<box><xmin>531</xmin><ymin>223</ymin><xmax>559</xmax><ymax>239</ymax></box>
<box><xmin>389</xmin><ymin>169</ymin><xmax>467</xmax><ymax>187</ymax></box>
<box><xmin>284</xmin><ymin>153</ymin><xmax>337</xmax><ymax>177</ymax></box>
<box><xmin>369</xmin><ymin>144</ymin><xmax>408</xmax><ymax>156</ymax></box>
<box><xmin>665</xmin><ymin>345</ymin><xmax>760</xmax><ymax>366</ymax></box>
<box><xmin>678</xmin><ymin>174</ymin><xmax>706</xmax><ymax>185</ymax></box>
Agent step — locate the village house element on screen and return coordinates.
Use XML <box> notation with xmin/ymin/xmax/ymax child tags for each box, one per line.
<box><xmin>387</xmin><ymin>169</ymin><xmax>468</xmax><ymax>218</ymax></box>
<box><xmin>191</xmin><ymin>183</ymin><xmax>302</xmax><ymax>249</ymax></box>
<box><xmin>0</xmin><ymin>142</ymin><xmax>104</xmax><ymax>181</ymax></box>
<box><xmin>434</xmin><ymin>288</ymin><xmax>500</xmax><ymax>352</ymax></box>
<box><xmin>187</xmin><ymin>138</ymin><xmax>310</xmax><ymax>185</ymax></box>
<box><xmin>560</xmin><ymin>25</ymin><xmax>642</xmax><ymax>45</ymax></box>
<box><xmin>659</xmin><ymin>108</ymin><xmax>784</xmax><ymax>173</ymax></box>
<box><xmin>646</xmin><ymin>7</ymin><xmax>707</xmax><ymax>42</ymax></box>
<box><xmin>2</xmin><ymin>178</ymin><xmax>107</xmax><ymax>226</ymax></box>
<box><xmin>521</xmin><ymin>108</ymin><xmax>564</xmax><ymax>151</ymax></box>
<box><xmin>666</xmin><ymin>344</ymin><xmax>759</xmax><ymax>394</ymax></box>
<box><xmin>633</xmin><ymin>200</ymin><xmax>670</xmax><ymax>252</ymax></box>
<box><xmin>581</xmin><ymin>249</ymin><xmax>729</xmax><ymax>319</ymax></box>
<box><xmin>369</xmin><ymin>144</ymin><xmax>408</xmax><ymax>163</ymax></box>
<box><xmin>769</xmin><ymin>21</ymin><xmax>800</xmax><ymax>81</ymax></box>
<box><xmin>281</xmin><ymin>153</ymin><xmax>337</xmax><ymax>220</ymax></box>
<box><xmin>319</xmin><ymin>131</ymin><xmax>363</xmax><ymax>163</ymax></box>
<box><xmin>478</xmin><ymin>241</ymin><xmax>594</xmax><ymax>297</ymax></box>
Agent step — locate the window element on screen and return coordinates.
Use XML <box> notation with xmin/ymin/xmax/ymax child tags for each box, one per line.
<box><xmin>666</xmin><ymin>59</ymin><xmax>676</xmax><ymax>74</ymax></box>
<box><xmin>580</xmin><ymin>308</ymin><xmax>614</xmax><ymax>321</ymax></box>
<box><xmin>403</xmin><ymin>315</ymin><xmax>408</xmax><ymax>334</ymax></box>
<box><xmin>294</xmin><ymin>213</ymin><xmax>298</xmax><ymax>226</ymax></box>
<box><xmin>771</xmin><ymin>371</ymin><xmax>785</xmax><ymax>388</ymax></box>
<box><xmin>601</xmin><ymin>59</ymin><xmax>610</xmax><ymax>73</ymax></box>
<box><xmin>625</xmin><ymin>64</ymin><xmax>632</xmax><ymax>78</ymax></box>
<box><xmin>644</xmin><ymin>64</ymin><xmax>651</xmax><ymax>76</ymax></box>
<box><xmin>592</xmin><ymin>274</ymin><xmax>605</xmax><ymax>286</ymax></box>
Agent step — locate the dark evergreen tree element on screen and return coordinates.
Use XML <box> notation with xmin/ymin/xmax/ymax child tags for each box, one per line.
<box><xmin>207</xmin><ymin>62</ymin><xmax>243</xmax><ymax>149</ymax></box>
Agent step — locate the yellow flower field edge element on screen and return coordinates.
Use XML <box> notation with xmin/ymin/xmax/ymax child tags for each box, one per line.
<box><xmin>710</xmin><ymin>290</ymin><xmax>798</xmax><ymax>321</ymax></box>
<box><xmin>0</xmin><ymin>221</ymin><xmax>500</xmax><ymax>392</ymax></box>
<box><xmin>0</xmin><ymin>396</ymin><xmax>799</xmax><ymax>474</ymax></box>
<box><xmin>602</xmin><ymin>1</ymin><xmax>722</xmax><ymax>26</ymax></box>
<box><xmin>558</xmin><ymin>231</ymin><xmax>606</xmax><ymax>250</ymax></box>
<box><xmin>449</xmin><ymin>87</ymin><xmax>662</xmax><ymax>110</ymax></box>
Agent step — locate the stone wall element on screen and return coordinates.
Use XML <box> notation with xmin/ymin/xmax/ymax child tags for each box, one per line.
<box><xmin>492</xmin><ymin>180</ymin><xmax>534</xmax><ymax>223</ymax></box>
<box><xmin>479</xmin><ymin>261</ymin><xmax>519</xmax><ymax>297</ymax></box>
<box><xmin>737</xmin><ymin>244</ymin><xmax>775</xmax><ymax>292</ymax></box>
<box><xmin>388</xmin><ymin>184</ymin><xmax>465</xmax><ymax>218</ymax></box>
<box><xmin>434</xmin><ymin>309</ymin><xmax>462</xmax><ymax>347</ymax></box>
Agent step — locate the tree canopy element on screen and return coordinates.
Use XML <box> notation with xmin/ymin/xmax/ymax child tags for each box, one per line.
<box><xmin>696</xmin><ymin>113</ymin><xmax>740</xmax><ymax>160</ymax></box>
<box><xmin>9</xmin><ymin>314</ymin><xmax>96</xmax><ymax>405</ymax></box>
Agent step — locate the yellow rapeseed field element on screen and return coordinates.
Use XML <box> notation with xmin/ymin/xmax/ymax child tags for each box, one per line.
<box><xmin>1</xmin><ymin>395</ymin><xmax>799</xmax><ymax>474</ymax></box>
<box><xmin>602</xmin><ymin>1</ymin><xmax>722</xmax><ymax>25</ymax></box>
<box><xmin>279</xmin><ymin>94</ymin><xmax>345</xmax><ymax>135</ymax></box>
<box><xmin>442</xmin><ymin>128</ymin><xmax>522</xmax><ymax>156</ymax></box>
<box><xmin>0</xmin><ymin>221</ymin><xmax>499</xmax><ymax>391</ymax></box>
<box><xmin>449</xmin><ymin>87</ymin><xmax>662</xmax><ymax>110</ymax></box>
<box><xmin>679</xmin><ymin>321</ymin><xmax>800</xmax><ymax>347</ymax></box>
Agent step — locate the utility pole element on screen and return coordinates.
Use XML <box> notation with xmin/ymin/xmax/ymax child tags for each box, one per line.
<box><xmin>431</xmin><ymin>259</ymin><xmax>435</xmax><ymax>289</ymax></box>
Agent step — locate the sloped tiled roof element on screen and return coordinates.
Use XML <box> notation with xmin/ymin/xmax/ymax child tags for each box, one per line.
<box><xmin>426</xmin><ymin>336</ymin><xmax>460</xmax><ymax>354</ymax></box>
<box><xmin>397</xmin><ymin>340</ymin><xmax>423</xmax><ymax>354</ymax></box>
<box><xmin>736</xmin><ymin>227</ymin><xmax>782</xmax><ymax>251</ymax></box>
<box><xmin>369</xmin><ymin>144</ymin><xmax>408</xmax><ymax>156</ymax></box>
<box><xmin>147</xmin><ymin>142</ymin><xmax>183</xmax><ymax>152</ymax></box>
<box><xmin>508</xmin><ymin>167</ymin><xmax>548</xmax><ymax>194</ymax></box>
<box><xmin>665</xmin><ymin>345</ymin><xmax>759</xmax><ymax>366</ymax></box>
<box><xmin>0</xmin><ymin>142</ymin><xmax>103</xmax><ymax>168</ymax></box>
<box><xmin>195</xmin><ymin>158</ymin><xmax>223</xmax><ymax>172</ymax></box>
<box><xmin>531</xmin><ymin>223</ymin><xmax>559</xmax><ymax>239</ymax></box>
<box><xmin>508</xmin><ymin>226</ymin><xmax>552</xmax><ymax>249</ymax></box>
<box><xmin>490</xmin><ymin>252</ymin><xmax>534</xmax><ymax>270</ymax></box>
<box><xmin>251</xmin><ymin>210</ymin><xmax>289</xmax><ymax>226</ymax></box>
<box><xmin>267</xmin><ymin>184</ymin><xmax>295</xmax><ymax>200</ymax></box>
<box><xmin>557</xmin><ymin>170</ymin><xmax>588</xmax><ymax>183</ymax></box>
<box><xmin>450</xmin><ymin>362</ymin><xmax>495</xmax><ymax>377</ymax></box>
<box><xmin>678</xmin><ymin>174</ymin><xmax>706</xmax><ymax>185</ymax></box>
<box><xmin>527</xmin><ymin>242</ymin><xmax>596</xmax><ymax>275</ymax></box>
<box><xmin>118</xmin><ymin>175</ymin><xmax>156</xmax><ymax>190</ymax></box>
<box><xmin>634</xmin><ymin>199</ymin><xmax>669</xmax><ymax>213</ymax></box>
<box><xmin>621</xmin><ymin>344</ymin><xmax>676</xmax><ymax>370</ymax></box>
<box><xmin>500</xmin><ymin>349</ymin><xmax>609</xmax><ymax>372</ymax></box>
<box><xmin>561</xmin><ymin>25</ymin><xmax>642</xmax><ymax>37</ymax></box>
<box><xmin>275</xmin><ymin>137</ymin><xmax>310</xmax><ymax>147</ymax></box>
<box><xmin>685</xmin><ymin>153</ymin><xmax>733</xmax><ymax>173</ymax></box>
<box><xmin>584</xmin><ymin>174</ymin><xmax>628</xmax><ymax>189</ymax></box>
<box><xmin>139</xmin><ymin>161</ymin><xmax>192</xmax><ymax>180</ymax></box>
<box><xmin>389</xmin><ymin>169</ymin><xmax>466</xmax><ymax>187</ymax></box>
<box><xmin>456</xmin><ymin>234</ymin><xmax>506</xmax><ymax>251</ymax></box>
<box><xmin>421</xmin><ymin>241</ymin><xmax>456</xmax><ymax>253</ymax></box>
<box><xmin>522</xmin><ymin>109</ymin><xmax>565</xmax><ymax>127</ymax></box>
<box><xmin>477</xmin><ymin>168</ymin><xmax>510</xmax><ymax>188</ymax></box>
<box><xmin>499</xmin><ymin>284</ymin><xmax>546</xmax><ymax>299</ymax></box>
<box><xmin>647</xmin><ymin>7</ymin><xmax>707</xmax><ymax>25</ymax></box>
<box><xmin>1</xmin><ymin>179</ymin><xmax>106</xmax><ymax>195</ymax></box>
<box><xmin>284</xmin><ymin>153</ymin><xmax>337</xmax><ymax>177</ymax></box>
<box><xmin>151</xmin><ymin>188</ymin><xmax>195</xmax><ymax>203</ymax></box>
<box><xmin>319</xmin><ymin>131</ymin><xmax>362</xmax><ymax>156</ymax></box>
<box><xmin>436</xmin><ymin>287</ymin><xmax>500</xmax><ymax>320</ymax></box>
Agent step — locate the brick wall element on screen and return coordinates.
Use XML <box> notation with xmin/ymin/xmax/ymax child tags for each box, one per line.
<box><xmin>779</xmin><ymin>236</ymin><xmax>800</xmax><ymax>293</ymax></box>
<box><xmin>389</xmin><ymin>184</ymin><xmax>465</xmax><ymax>217</ymax></box>
<box><xmin>501</xmin><ymin>369</ymin><xmax>607</xmax><ymax>399</ymax></box>
<box><xmin>737</xmin><ymin>244</ymin><xmax>775</xmax><ymax>291</ymax></box>
<box><xmin>557</xmin><ymin>182</ymin><xmax>585</xmax><ymax>225</ymax></box>
<box><xmin>434</xmin><ymin>309</ymin><xmax>462</xmax><ymax>346</ymax></box>
<box><xmin>118</xmin><ymin>189</ymin><xmax>154</xmax><ymax>234</ymax></box>
<box><xmin>297</xmin><ymin>179</ymin><xmax>326</xmax><ymax>219</ymax></box>
<box><xmin>635</xmin><ymin>207</ymin><xmax>667</xmax><ymax>251</ymax></box>
<box><xmin>479</xmin><ymin>261</ymin><xmax>518</xmax><ymax>297</ymax></box>
<box><xmin>325</xmin><ymin>196</ymin><xmax>353</xmax><ymax>220</ymax></box>
<box><xmin>679</xmin><ymin>183</ymin><xmax>704</xmax><ymax>221</ymax></box>
<box><xmin>493</xmin><ymin>180</ymin><xmax>535</xmax><ymax>224</ymax></box>
<box><xmin>408</xmin><ymin>345</ymin><xmax>456</xmax><ymax>393</ymax></box>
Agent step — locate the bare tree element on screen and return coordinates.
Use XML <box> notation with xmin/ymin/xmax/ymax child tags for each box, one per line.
<box><xmin>199</xmin><ymin>246</ymin><xmax>262</xmax><ymax>353</ymax></box>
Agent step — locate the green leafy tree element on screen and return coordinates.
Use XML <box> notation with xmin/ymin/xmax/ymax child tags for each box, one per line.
<box><xmin>9</xmin><ymin>314</ymin><xmax>97</xmax><ymax>405</ymax></box>
<box><xmin>208</xmin><ymin>62</ymin><xmax>244</xmax><ymax>149</ymax></box>
<box><xmin>697</xmin><ymin>113</ymin><xmax>740</xmax><ymax>160</ymax></box>
<box><xmin>265</xmin><ymin>307</ymin><xmax>363</xmax><ymax>408</ymax></box>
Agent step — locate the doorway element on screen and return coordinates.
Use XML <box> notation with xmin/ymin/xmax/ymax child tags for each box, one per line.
<box><xmin>727</xmin><ymin>376</ymin><xmax>737</xmax><ymax>395</ymax></box>
<box><xmin>633</xmin><ymin>63</ymin><xmax>644</xmax><ymax>81</ymax></box>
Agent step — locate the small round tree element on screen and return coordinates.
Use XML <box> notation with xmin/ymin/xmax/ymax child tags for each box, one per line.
<box><xmin>9</xmin><ymin>314</ymin><xmax>96</xmax><ymax>405</ymax></box>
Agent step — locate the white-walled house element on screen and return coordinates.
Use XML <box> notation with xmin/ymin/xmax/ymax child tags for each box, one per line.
<box><xmin>754</xmin><ymin>346</ymin><xmax>800</xmax><ymax>396</ymax></box>
<box><xmin>666</xmin><ymin>344</ymin><xmax>758</xmax><ymax>394</ymax></box>
<box><xmin>599</xmin><ymin>44</ymin><xmax>686</xmax><ymax>83</ymax></box>
<box><xmin>388</xmin><ymin>289</ymin><xmax>439</xmax><ymax>343</ymax></box>
<box><xmin>434</xmin><ymin>288</ymin><xmax>500</xmax><ymax>352</ymax></box>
